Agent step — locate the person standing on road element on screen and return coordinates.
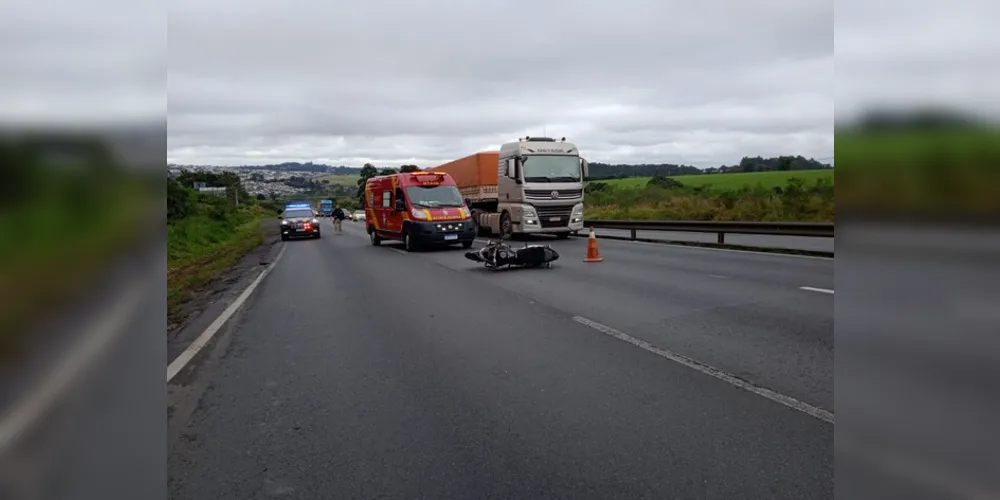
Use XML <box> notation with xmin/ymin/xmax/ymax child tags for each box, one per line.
<box><xmin>332</xmin><ymin>205</ymin><xmax>346</xmax><ymax>234</ymax></box>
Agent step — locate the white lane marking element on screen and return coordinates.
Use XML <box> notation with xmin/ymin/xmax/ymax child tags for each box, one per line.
<box><xmin>167</xmin><ymin>244</ymin><xmax>286</xmax><ymax>382</ymax></box>
<box><xmin>572</xmin><ymin>316</ymin><xmax>834</xmax><ymax>424</ymax></box>
<box><xmin>708</xmin><ymin>274</ymin><xmax>728</xmax><ymax>279</ymax></box>
<box><xmin>0</xmin><ymin>278</ymin><xmax>147</xmax><ymax>453</ymax></box>
<box><xmin>800</xmin><ymin>286</ymin><xmax>834</xmax><ymax>294</ymax></box>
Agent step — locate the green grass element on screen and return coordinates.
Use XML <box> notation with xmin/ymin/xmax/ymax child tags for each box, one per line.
<box><xmin>0</xmin><ymin>179</ymin><xmax>153</xmax><ymax>359</ymax></box>
<box><xmin>835</xmin><ymin>127</ymin><xmax>1000</xmax><ymax>168</ymax></box>
<box><xmin>593</xmin><ymin>169</ymin><xmax>834</xmax><ymax>190</ymax></box>
<box><xmin>834</xmin><ymin>127</ymin><xmax>1000</xmax><ymax>215</ymax></box>
<box><xmin>316</xmin><ymin>174</ymin><xmax>360</xmax><ymax>186</ymax></box>
<box><xmin>167</xmin><ymin>205</ymin><xmax>268</xmax><ymax>327</ymax></box>
<box><xmin>584</xmin><ymin>174</ymin><xmax>834</xmax><ymax>222</ymax></box>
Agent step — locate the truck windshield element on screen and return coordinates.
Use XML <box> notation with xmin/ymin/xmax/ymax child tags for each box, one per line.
<box><xmin>404</xmin><ymin>185</ymin><xmax>464</xmax><ymax>208</ymax></box>
<box><xmin>522</xmin><ymin>155</ymin><xmax>581</xmax><ymax>183</ymax></box>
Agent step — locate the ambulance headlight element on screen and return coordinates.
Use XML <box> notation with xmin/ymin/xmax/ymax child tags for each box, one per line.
<box><xmin>410</xmin><ymin>208</ymin><xmax>427</xmax><ymax>220</ymax></box>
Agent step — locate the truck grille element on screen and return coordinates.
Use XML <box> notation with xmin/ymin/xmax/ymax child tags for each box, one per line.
<box><xmin>524</xmin><ymin>189</ymin><xmax>583</xmax><ymax>201</ymax></box>
<box><xmin>535</xmin><ymin>206</ymin><xmax>573</xmax><ymax>228</ymax></box>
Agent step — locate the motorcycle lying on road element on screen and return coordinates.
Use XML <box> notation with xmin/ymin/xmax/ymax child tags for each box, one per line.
<box><xmin>464</xmin><ymin>235</ymin><xmax>560</xmax><ymax>271</ymax></box>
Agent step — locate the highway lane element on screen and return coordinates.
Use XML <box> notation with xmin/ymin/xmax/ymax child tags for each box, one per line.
<box><xmin>169</xmin><ymin>218</ymin><xmax>833</xmax><ymax>499</ymax></box>
<box><xmin>834</xmin><ymin>224</ymin><xmax>1000</xmax><ymax>498</ymax></box>
<box><xmin>0</xmin><ymin>238</ymin><xmax>165</xmax><ymax>500</ymax></box>
<box><xmin>590</xmin><ymin>227</ymin><xmax>835</xmax><ymax>253</ymax></box>
<box><xmin>356</xmin><ymin>222</ymin><xmax>834</xmax><ymax>411</ymax></box>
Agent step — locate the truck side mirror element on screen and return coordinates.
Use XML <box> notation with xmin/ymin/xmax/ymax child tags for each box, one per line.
<box><xmin>512</xmin><ymin>158</ymin><xmax>522</xmax><ymax>184</ymax></box>
<box><xmin>505</xmin><ymin>158</ymin><xmax>516</xmax><ymax>178</ymax></box>
<box><xmin>581</xmin><ymin>158</ymin><xmax>589</xmax><ymax>178</ymax></box>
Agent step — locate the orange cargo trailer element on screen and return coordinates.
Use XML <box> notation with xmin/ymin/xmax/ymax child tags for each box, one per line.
<box><xmin>432</xmin><ymin>152</ymin><xmax>499</xmax><ymax>203</ymax></box>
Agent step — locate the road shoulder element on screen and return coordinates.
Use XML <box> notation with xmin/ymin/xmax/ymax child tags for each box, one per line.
<box><xmin>167</xmin><ymin>218</ymin><xmax>281</xmax><ymax>366</ymax></box>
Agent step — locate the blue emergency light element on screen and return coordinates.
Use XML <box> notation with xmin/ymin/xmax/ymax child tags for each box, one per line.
<box><xmin>285</xmin><ymin>203</ymin><xmax>311</xmax><ymax>209</ymax></box>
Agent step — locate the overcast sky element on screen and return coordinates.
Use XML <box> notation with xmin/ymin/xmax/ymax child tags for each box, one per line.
<box><xmin>4</xmin><ymin>0</ymin><xmax>998</xmax><ymax>169</ymax></box>
<box><xmin>165</xmin><ymin>0</ymin><xmax>837</xmax><ymax>168</ymax></box>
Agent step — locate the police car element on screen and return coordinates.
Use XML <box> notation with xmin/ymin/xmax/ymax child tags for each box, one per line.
<box><xmin>280</xmin><ymin>203</ymin><xmax>321</xmax><ymax>240</ymax></box>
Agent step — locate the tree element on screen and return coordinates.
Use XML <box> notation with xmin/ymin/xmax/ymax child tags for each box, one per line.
<box><xmin>356</xmin><ymin>163</ymin><xmax>379</xmax><ymax>204</ymax></box>
<box><xmin>167</xmin><ymin>177</ymin><xmax>192</xmax><ymax>222</ymax></box>
<box><xmin>378</xmin><ymin>168</ymin><xmax>397</xmax><ymax>175</ymax></box>
<box><xmin>399</xmin><ymin>164</ymin><xmax>420</xmax><ymax>173</ymax></box>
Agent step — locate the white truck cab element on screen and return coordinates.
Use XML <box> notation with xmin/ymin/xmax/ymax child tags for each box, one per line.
<box><xmin>493</xmin><ymin>136</ymin><xmax>588</xmax><ymax>237</ymax></box>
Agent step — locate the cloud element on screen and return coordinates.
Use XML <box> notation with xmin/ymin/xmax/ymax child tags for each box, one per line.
<box><xmin>834</xmin><ymin>0</ymin><xmax>1000</xmax><ymax>123</ymax></box>
<box><xmin>6</xmin><ymin>0</ymin><xmax>838</xmax><ymax>167</ymax></box>
<box><xmin>163</xmin><ymin>0</ymin><xmax>835</xmax><ymax>167</ymax></box>
<box><xmin>0</xmin><ymin>0</ymin><xmax>165</xmax><ymax>125</ymax></box>
<box><xmin>10</xmin><ymin>0</ymin><xmax>999</xmax><ymax>167</ymax></box>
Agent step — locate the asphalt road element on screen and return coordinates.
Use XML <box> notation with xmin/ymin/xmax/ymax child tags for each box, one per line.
<box><xmin>590</xmin><ymin>227</ymin><xmax>835</xmax><ymax>253</ymax></box>
<box><xmin>0</xmin><ymin>236</ymin><xmax>166</xmax><ymax>500</ymax></box>
<box><xmin>168</xmin><ymin>219</ymin><xmax>834</xmax><ymax>499</ymax></box>
<box><xmin>834</xmin><ymin>223</ymin><xmax>1000</xmax><ymax>499</ymax></box>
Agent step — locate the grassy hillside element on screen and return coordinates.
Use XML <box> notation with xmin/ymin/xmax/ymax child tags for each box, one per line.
<box><xmin>167</xmin><ymin>178</ymin><xmax>271</xmax><ymax>327</ymax></box>
<box><xmin>594</xmin><ymin>169</ymin><xmax>834</xmax><ymax>190</ymax></box>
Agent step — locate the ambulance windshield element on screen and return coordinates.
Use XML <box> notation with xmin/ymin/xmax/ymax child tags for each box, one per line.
<box><xmin>404</xmin><ymin>185</ymin><xmax>464</xmax><ymax>208</ymax></box>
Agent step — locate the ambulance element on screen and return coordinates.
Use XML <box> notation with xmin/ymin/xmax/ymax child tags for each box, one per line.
<box><xmin>364</xmin><ymin>171</ymin><xmax>476</xmax><ymax>251</ymax></box>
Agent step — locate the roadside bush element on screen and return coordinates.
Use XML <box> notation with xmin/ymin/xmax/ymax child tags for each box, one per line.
<box><xmin>584</xmin><ymin>176</ymin><xmax>835</xmax><ymax>222</ymax></box>
<box><xmin>646</xmin><ymin>175</ymin><xmax>685</xmax><ymax>189</ymax></box>
<box><xmin>167</xmin><ymin>175</ymin><xmax>270</xmax><ymax>326</ymax></box>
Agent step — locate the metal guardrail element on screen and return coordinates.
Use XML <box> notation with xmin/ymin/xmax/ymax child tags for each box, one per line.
<box><xmin>582</xmin><ymin>220</ymin><xmax>834</xmax><ymax>245</ymax></box>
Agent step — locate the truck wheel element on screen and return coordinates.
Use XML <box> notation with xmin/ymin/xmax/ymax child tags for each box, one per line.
<box><xmin>369</xmin><ymin>227</ymin><xmax>381</xmax><ymax>246</ymax></box>
<box><xmin>556</xmin><ymin>232</ymin><xmax>570</xmax><ymax>239</ymax></box>
<box><xmin>461</xmin><ymin>240</ymin><xmax>473</xmax><ymax>249</ymax></box>
<box><xmin>500</xmin><ymin>213</ymin><xmax>512</xmax><ymax>237</ymax></box>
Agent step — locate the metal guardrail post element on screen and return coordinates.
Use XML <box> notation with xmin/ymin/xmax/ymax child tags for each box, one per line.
<box><xmin>717</xmin><ymin>232</ymin><xmax>724</xmax><ymax>245</ymax></box>
<box><xmin>630</xmin><ymin>229</ymin><xmax>637</xmax><ymax>240</ymax></box>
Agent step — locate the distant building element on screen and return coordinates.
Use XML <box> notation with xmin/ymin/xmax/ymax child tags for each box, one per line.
<box><xmin>196</xmin><ymin>186</ymin><xmax>227</xmax><ymax>196</ymax></box>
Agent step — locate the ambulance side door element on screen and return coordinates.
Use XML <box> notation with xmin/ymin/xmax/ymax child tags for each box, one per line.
<box><xmin>383</xmin><ymin>187</ymin><xmax>403</xmax><ymax>234</ymax></box>
<box><xmin>375</xmin><ymin>185</ymin><xmax>393</xmax><ymax>233</ymax></box>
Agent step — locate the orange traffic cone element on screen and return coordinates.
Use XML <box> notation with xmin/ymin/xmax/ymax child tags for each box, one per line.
<box><xmin>583</xmin><ymin>226</ymin><xmax>604</xmax><ymax>262</ymax></box>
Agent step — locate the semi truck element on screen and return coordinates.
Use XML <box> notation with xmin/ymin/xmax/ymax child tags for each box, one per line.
<box><xmin>432</xmin><ymin>137</ymin><xmax>588</xmax><ymax>238</ymax></box>
<box><xmin>319</xmin><ymin>199</ymin><xmax>334</xmax><ymax>217</ymax></box>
